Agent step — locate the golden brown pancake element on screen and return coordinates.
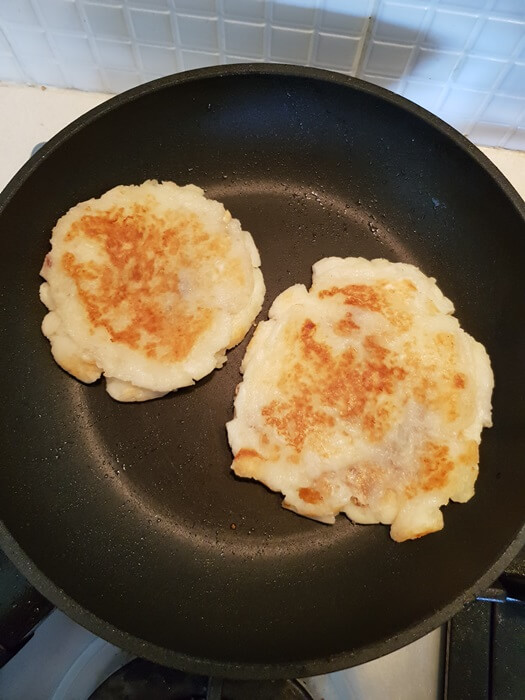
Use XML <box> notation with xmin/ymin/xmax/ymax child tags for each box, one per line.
<box><xmin>227</xmin><ymin>257</ymin><xmax>493</xmax><ymax>541</ymax></box>
<box><xmin>40</xmin><ymin>180</ymin><xmax>265</xmax><ymax>401</ymax></box>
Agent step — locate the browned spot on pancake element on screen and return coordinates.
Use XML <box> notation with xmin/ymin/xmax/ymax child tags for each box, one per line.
<box><xmin>300</xmin><ymin>319</ymin><xmax>331</xmax><ymax>364</ymax></box>
<box><xmin>408</xmin><ymin>333</ymin><xmax>465</xmax><ymax>424</ymax></box>
<box><xmin>232</xmin><ymin>448</ymin><xmax>265</xmax><ymax>478</ymax></box>
<box><xmin>299</xmin><ymin>487</ymin><xmax>323</xmax><ymax>504</ymax></box>
<box><xmin>262</xmin><ymin>395</ymin><xmax>335</xmax><ymax>453</ymax></box>
<box><xmin>319</xmin><ymin>283</ymin><xmax>380</xmax><ymax>308</ymax></box>
<box><xmin>420</xmin><ymin>442</ymin><xmax>453</xmax><ymax>491</ymax></box>
<box><xmin>454</xmin><ymin>373</ymin><xmax>466</xmax><ymax>389</ymax></box>
<box><xmin>319</xmin><ymin>281</ymin><xmax>414</xmax><ymax>330</ymax></box>
<box><xmin>436</xmin><ymin>332</ymin><xmax>454</xmax><ymax>349</ymax></box>
<box><xmin>334</xmin><ymin>312</ymin><xmax>359</xmax><ymax>336</ymax></box>
<box><xmin>362</xmin><ymin>403</ymin><xmax>395</xmax><ymax>442</ymax></box>
<box><xmin>235</xmin><ymin>448</ymin><xmax>263</xmax><ymax>460</ymax></box>
<box><xmin>262</xmin><ymin>320</ymin><xmax>407</xmax><ymax>450</ymax></box>
<box><xmin>60</xmin><ymin>204</ymin><xmax>235</xmax><ymax>362</ymax></box>
<box><xmin>412</xmin><ymin>372</ymin><xmax>437</xmax><ymax>404</ymax></box>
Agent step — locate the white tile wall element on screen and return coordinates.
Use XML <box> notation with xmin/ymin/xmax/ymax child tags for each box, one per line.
<box><xmin>177</xmin><ymin>15</ymin><xmax>219</xmax><ymax>50</ymax></box>
<box><xmin>272</xmin><ymin>0</ymin><xmax>318</xmax><ymax>29</ymax></box>
<box><xmin>224</xmin><ymin>20</ymin><xmax>265</xmax><ymax>57</ymax></box>
<box><xmin>0</xmin><ymin>0</ymin><xmax>524</xmax><ymax>149</ymax></box>
<box><xmin>223</xmin><ymin>0</ymin><xmax>266</xmax><ymax>22</ymax></box>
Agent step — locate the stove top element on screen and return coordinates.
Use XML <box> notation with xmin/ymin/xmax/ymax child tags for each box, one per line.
<box><xmin>1</xmin><ymin>549</ymin><xmax>523</xmax><ymax>699</ymax></box>
<box><xmin>90</xmin><ymin>659</ymin><xmax>313</xmax><ymax>700</ymax></box>
<box><xmin>0</xmin><ymin>596</ymin><xmax>443</xmax><ymax>700</ymax></box>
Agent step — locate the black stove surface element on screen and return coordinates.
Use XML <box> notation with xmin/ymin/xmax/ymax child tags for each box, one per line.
<box><xmin>89</xmin><ymin>659</ymin><xmax>312</xmax><ymax>700</ymax></box>
<box><xmin>444</xmin><ymin>546</ymin><xmax>525</xmax><ymax>700</ymax></box>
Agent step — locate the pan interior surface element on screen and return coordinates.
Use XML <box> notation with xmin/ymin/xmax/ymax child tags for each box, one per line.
<box><xmin>0</xmin><ymin>67</ymin><xmax>524</xmax><ymax>678</ymax></box>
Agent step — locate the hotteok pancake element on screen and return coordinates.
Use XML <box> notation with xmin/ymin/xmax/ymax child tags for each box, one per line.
<box><xmin>227</xmin><ymin>257</ymin><xmax>493</xmax><ymax>542</ymax></box>
<box><xmin>40</xmin><ymin>180</ymin><xmax>265</xmax><ymax>401</ymax></box>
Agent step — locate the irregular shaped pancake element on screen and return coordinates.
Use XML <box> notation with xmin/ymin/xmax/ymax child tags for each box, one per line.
<box><xmin>40</xmin><ymin>180</ymin><xmax>265</xmax><ymax>401</ymax></box>
<box><xmin>227</xmin><ymin>257</ymin><xmax>493</xmax><ymax>542</ymax></box>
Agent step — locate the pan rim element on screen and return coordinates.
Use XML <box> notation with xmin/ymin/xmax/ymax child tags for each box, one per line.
<box><xmin>1</xmin><ymin>63</ymin><xmax>524</xmax><ymax>222</ymax></box>
<box><xmin>0</xmin><ymin>522</ymin><xmax>523</xmax><ymax>679</ymax></box>
<box><xmin>1</xmin><ymin>63</ymin><xmax>524</xmax><ymax>680</ymax></box>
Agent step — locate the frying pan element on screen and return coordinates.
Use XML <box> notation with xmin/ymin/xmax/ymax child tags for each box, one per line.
<box><xmin>0</xmin><ymin>64</ymin><xmax>524</xmax><ymax>680</ymax></box>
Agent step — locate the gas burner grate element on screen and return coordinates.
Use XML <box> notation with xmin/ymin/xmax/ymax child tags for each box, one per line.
<box><xmin>89</xmin><ymin>658</ymin><xmax>313</xmax><ymax>700</ymax></box>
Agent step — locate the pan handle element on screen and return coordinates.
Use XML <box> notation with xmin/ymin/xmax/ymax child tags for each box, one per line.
<box><xmin>476</xmin><ymin>576</ymin><xmax>525</xmax><ymax>605</ymax></box>
<box><xmin>476</xmin><ymin>546</ymin><xmax>525</xmax><ymax>604</ymax></box>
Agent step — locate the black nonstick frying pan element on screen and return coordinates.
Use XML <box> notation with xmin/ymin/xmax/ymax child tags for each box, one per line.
<box><xmin>0</xmin><ymin>64</ymin><xmax>524</xmax><ymax>679</ymax></box>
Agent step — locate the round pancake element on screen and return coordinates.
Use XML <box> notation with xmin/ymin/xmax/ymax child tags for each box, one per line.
<box><xmin>227</xmin><ymin>257</ymin><xmax>494</xmax><ymax>542</ymax></box>
<box><xmin>40</xmin><ymin>180</ymin><xmax>265</xmax><ymax>401</ymax></box>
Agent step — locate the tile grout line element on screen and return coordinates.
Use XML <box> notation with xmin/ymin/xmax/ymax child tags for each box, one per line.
<box><xmin>75</xmin><ymin>0</ymin><xmax>112</xmax><ymax>92</ymax></box>
<box><xmin>0</xmin><ymin>0</ymin><xmax>523</xmax><ymax>146</ymax></box>
<box><xmin>432</xmin><ymin>9</ymin><xmax>489</xmax><ymax>118</ymax></box>
<box><xmin>394</xmin><ymin>0</ymin><xmax>442</xmax><ymax>98</ymax></box>
<box><xmin>0</xmin><ymin>21</ymin><xmax>32</xmax><ymax>84</ymax></box>
<box><xmin>27</xmin><ymin>0</ymin><xmax>68</xmax><ymax>88</ymax></box>
<box><xmin>120</xmin><ymin>0</ymin><xmax>146</xmax><ymax>85</ymax></box>
<box><xmin>462</xmin><ymin>30</ymin><xmax>525</xmax><ymax>139</ymax></box>
<box><xmin>305</xmin><ymin>0</ymin><xmax>322</xmax><ymax>67</ymax></box>
<box><xmin>167</xmin><ymin>0</ymin><xmax>185</xmax><ymax>73</ymax></box>
<box><xmin>353</xmin><ymin>0</ymin><xmax>380</xmax><ymax>77</ymax></box>
<box><xmin>216</xmin><ymin>0</ymin><xmax>227</xmax><ymax>65</ymax></box>
<box><xmin>262</xmin><ymin>0</ymin><xmax>272</xmax><ymax>62</ymax></box>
